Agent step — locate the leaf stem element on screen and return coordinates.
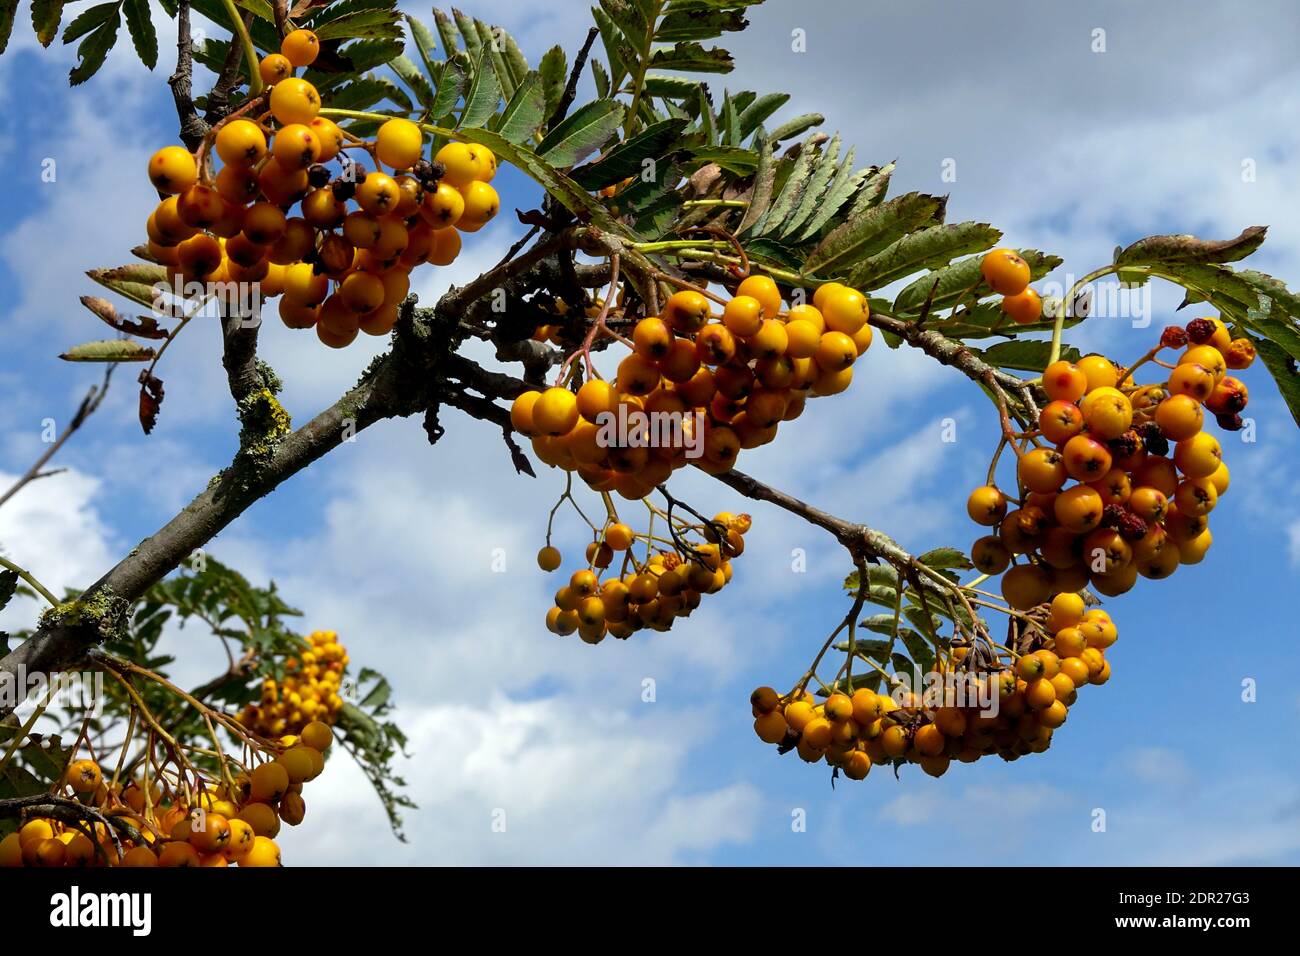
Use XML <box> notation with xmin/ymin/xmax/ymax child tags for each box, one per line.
<box><xmin>670</xmin><ymin>248</ymin><xmax>805</xmax><ymax>286</ymax></box>
<box><xmin>1049</xmin><ymin>264</ymin><xmax>1117</xmax><ymax>366</ymax></box>
<box><xmin>631</xmin><ymin>239</ymin><xmax>730</xmax><ymax>254</ymax></box>
<box><xmin>0</xmin><ymin>555</ymin><xmax>59</xmax><ymax>607</ymax></box>
<box><xmin>623</xmin><ymin>0</ymin><xmax>664</xmax><ymax>138</ymax></box>
<box><xmin>0</xmin><ymin>682</ymin><xmax>57</xmax><ymax>775</ymax></box>
<box><xmin>682</xmin><ymin>199</ymin><xmax>748</xmax><ymax>209</ymax></box>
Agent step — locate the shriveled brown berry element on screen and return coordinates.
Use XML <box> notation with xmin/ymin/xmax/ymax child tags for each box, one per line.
<box><xmin>1108</xmin><ymin>429</ymin><xmax>1141</xmax><ymax>461</ymax></box>
<box><xmin>1160</xmin><ymin>325</ymin><xmax>1189</xmax><ymax>350</ymax></box>
<box><xmin>1185</xmin><ymin>318</ymin><xmax>1216</xmax><ymax>344</ymax></box>
<box><xmin>1116</xmin><ymin>509</ymin><xmax>1149</xmax><ymax>541</ymax></box>
<box><xmin>1138</xmin><ymin>421</ymin><xmax>1169</xmax><ymax>457</ymax></box>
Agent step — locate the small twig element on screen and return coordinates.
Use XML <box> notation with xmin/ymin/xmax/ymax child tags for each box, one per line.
<box><xmin>203</xmin><ymin>14</ymin><xmax>252</xmax><ymax>126</ymax></box>
<box><xmin>546</xmin><ymin>28</ymin><xmax>599</xmax><ymax>130</ymax></box>
<box><xmin>491</xmin><ymin>223</ymin><xmax>542</xmax><ymax>272</ymax></box>
<box><xmin>0</xmin><ymin>366</ymin><xmax>114</xmax><ymax>511</ymax></box>
<box><xmin>0</xmin><ymin>794</ymin><xmax>134</xmax><ymax>859</ymax></box>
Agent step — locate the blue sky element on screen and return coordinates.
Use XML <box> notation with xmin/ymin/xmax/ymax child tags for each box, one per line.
<box><xmin>2</xmin><ymin>0</ymin><xmax>1299</xmax><ymax>864</ymax></box>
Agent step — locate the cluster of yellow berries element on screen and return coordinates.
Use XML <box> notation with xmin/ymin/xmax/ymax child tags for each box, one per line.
<box><xmin>980</xmin><ymin>247</ymin><xmax>1047</xmax><ymax>324</ymax></box>
<box><xmin>753</xmin><ymin>594</ymin><xmax>1115</xmax><ymax>777</ymax></box>
<box><xmin>143</xmin><ymin>27</ymin><xmax>500</xmax><ymax>348</ymax></box>
<box><xmin>539</xmin><ymin>512</ymin><xmax>751</xmax><ymax>642</ymax></box>
<box><xmin>0</xmin><ymin>720</ymin><xmax>335</xmax><ymax>867</ymax></box>
<box><xmin>967</xmin><ymin>316</ymin><xmax>1250</xmax><ymax>610</ymax></box>
<box><xmin>238</xmin><ymin>629</ymin><xmax>349</xmax><ymax>738</ymax></box>
<box><xmin>509</xmin><ymin>277</ymin><xmax>873</xmax><ymax>500</ymax></box>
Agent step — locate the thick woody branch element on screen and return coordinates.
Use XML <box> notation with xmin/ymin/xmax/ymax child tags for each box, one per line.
<box><xmin>0</xmin><ymin>219</ymin><xmax>1020</xmax><ymax>719</ymax></box>
<box><xmin>427</xmin><ymin>356</ymin><xmax>959</xmax><ymax>607</ymax></box>
<box><xmin>168</xmin><ymin>1</ymin><xmax>209</xmax><ymax>151</ymax></box>
<box><xmin>0</xmin><ymin>793</ymin><xmax>136</xmax><ymax>858</ymax></box>
<box><xmin>0</xmin><ymin>238</ymin><xmax>585</xmax><ymax>717</ymax></box>
<box><xmin>221</xmin><ymin>313</ymin><xmax>263</xmax><ymax>404</ymax></box>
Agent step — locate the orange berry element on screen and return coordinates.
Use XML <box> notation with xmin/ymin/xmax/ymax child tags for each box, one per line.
<box><xmin>1173</xmin><ymin>432</ymin><xmax>1222</xmax><ymax>479</ymax></box>
<box><xmin>1001</xmin><ymin>564</ymin><xmax>1051</xmax><ymax>610</ymax></box>
<box><xmin>1039</xmin><ymin>400</ymin><xmax>1085</xmax><ymax>445</ymax></box>
<box><xmin>754</xmin><ymin>710</ymin><xmax>788</xmax><ymax>744</ymax></box>
<box><xmin>1054</xmin><ymin>485</ymin><xmax>1105</xmax><ymax>533</ymax></box>
<box><xmin>271</xmin><ymin>123</ymin><xmax>321</xmax><ymax>170</ymax></box>
<box><xmin>259</xmin><ymin>53</ymin><xmax>293</xmax><ymax>85</ymax></box>
<box><xmin>967</xmin><ymin>485</ymin><xmax>1008</xmax><ymax>526</ymax></box>
<box><xmin>980</xmin><ymin>248</ymin><xmax>1030</xmax><ymax>295</ymax></box>
<box><xmin>1154</xmin><ymin>395</ymin><xmax>1201</xmax><ymax>442</ymax></box>
<box><xmin>215</xmin><ymin>119</ymin><xmax>268</xmax><ymax>167</ymax></box>
<box><xmin>1000</xmin><ymin>288</ymin><xmax>1042</xmax><ymax>325</ymax></box>
<box><xmin>1180</xmin><ymin>345</ymin><xmax>1226</xmax><ymax>384</ymax></box>
<box><xmin>821</xmin><ymin>287</ymin><xmax>869</xmax><ymax>335</ymax></box>
<box><xmin>664</xmin><ymin>290</ymin><xmax>712</xmax><ymax>333</ymax></box>
<box><xmin>1080</xmin><ymin>387</ymin><xmax>1132</xmax><ymax>440</ymax></box>
<box><xmin>813</xmin><ymin>331</ymin><xmax>857</xmax><ymax>373</ymax></box>
<box><xmin>281</xmin><ymin>28</ymin><xmax>320</xmax><ymax>68</ymax></box>
<box><xmin>735</xmin><ymin>274</ymin><xmax>782</xmax><ymax>318</ymax></box>
<box><xmin>269</xmin><ymin>78</ymin><xmax>321</xmax><ymax>126</ymax></box>
<box><xmin>1018</xmin><ymin>448</ymin><xmax>1068</xmax><ymax>494</ymax></box>
<box><xmin>533</xmin><ymin>387</ymin><xmax>580</xmax><ymax>436</ymax></box>
<box><xmin>1077</xmin><ymin>355</ymin><xmax>1120</xmax><ymax>391</ymax></box>
<box><xmin>633</xmin><ymin>316</ymin><xmax>673</xmax><ymax>358</ymax></box>
<box><xmin>148</xmin><ymin>145</ymin><xmax>197</xmax><ymax>194</ymax></box>
<box><xmin>723</xmin><ymin>295</ymin><xmax>764</xmax><ymax>336</ymax></box>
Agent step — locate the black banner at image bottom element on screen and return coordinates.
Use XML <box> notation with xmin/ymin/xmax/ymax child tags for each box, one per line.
<box><xmin>0</xmin><ymin>866</ymin><xmax>1285</xmax><ymax>936</ymax></box>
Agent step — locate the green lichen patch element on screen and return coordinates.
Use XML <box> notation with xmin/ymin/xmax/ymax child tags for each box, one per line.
<box><xmin>38</xmin><ymin>589</ymin><xmax>129</xmax><ymax>642</ymax></box>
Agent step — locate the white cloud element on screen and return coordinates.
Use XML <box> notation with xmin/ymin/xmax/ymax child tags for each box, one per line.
<box><xmin>879</xmin><ymin>779</ymin><xmax>1063</xmax><ymax>828</ymax></box>
<box><xmin>277</xmin><ymin>695</ymin><xmax>759</xmax><ymax>865</ymax></box>
<box><xmin>1114</xmin><ymin>746</ymin><xmax>1197</xmax><ymax>792</ymax></box>
<box><xmin>879</xmin><ymin>788</ymin><xmax>943</xmax><ymax>827</ymax></box>
<box><xmin>0</xmin><ymin>468</ymin><xmax>117</xmax><ymax>629</ymax></box>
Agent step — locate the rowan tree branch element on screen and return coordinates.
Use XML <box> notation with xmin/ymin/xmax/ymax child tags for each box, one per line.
<box><xmin>0</xmin><ymin>235</ymin><xmax>590</xmax><ymax>718</ymax></box>
<box><xmin>868</xmin><ymin>309</ymin><xmax>1035</xmax><ymax>406</ymax></box>
<box><xmin>168</xmin><ymin>1</ymin><xmax>210</xmax><ymax>151</ymax></box>
<box><xmin>0</xmin><ymin>359</ymin><xmax>411</xmax><ymax>711</ymax></box>
<box><xmin>708</xmin><ymin>468</ymin><xmax>916</xmax><ymax>566</ymax></box>
<box><xmin>221</xmin><ymin>312</ymin><xmax>264</xmax><ymax>404</ymax></box>
<box><xmin>0</xmin><ymin>793</ymin><xmax>137</xmax><ymax>859</ymax></box>
<box><xmin>0</xmin><ymin>212</ymin><xmax>1033</xmax><ymax>720</ymax></box>
<box><xmin>272</xmin><ymin>0</ymin><xmax>289</xmax><ymax>39</ymax></box>
<box><xmin>203</xmin><ymin>16</ymin><xmax>251</xmax><ymax>126</ymax></box>
<box><xmin>415</xmin><ymin>355</ymin><xmax>929</xmax><ymax>575</ymax></box>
